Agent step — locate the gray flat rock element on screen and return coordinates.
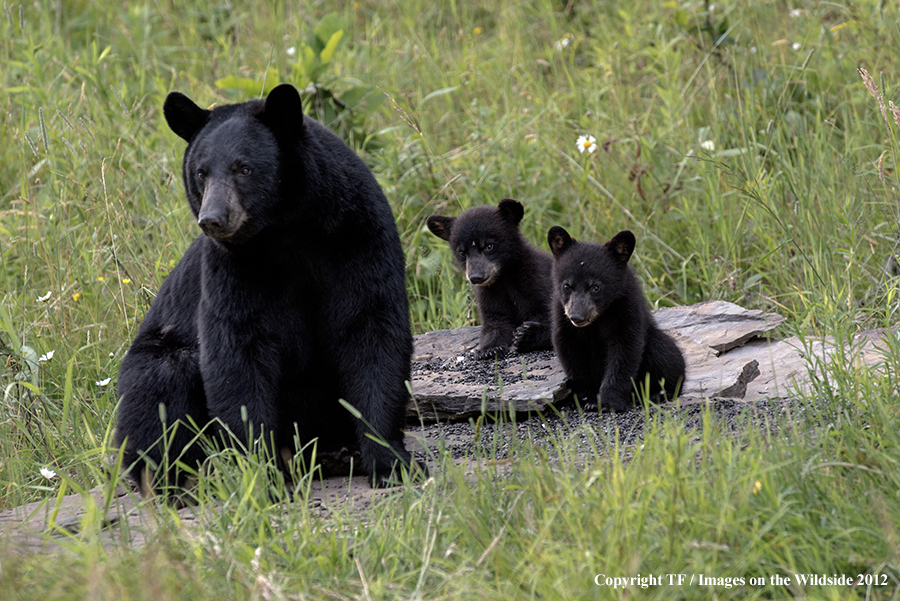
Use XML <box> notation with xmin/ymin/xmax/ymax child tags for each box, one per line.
<box><xmin>653</xmin><ymin>300</ymin><xmax>786</xmax><ymax>354</ymax></box>
<box><xmin>408</xmin><ymin>302</ymin><xmax>792</xmax><ymax>421</ymax></box>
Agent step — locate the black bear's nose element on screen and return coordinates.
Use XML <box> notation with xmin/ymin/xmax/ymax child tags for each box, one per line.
<box><xmin>198</xmin><ymin>213</ymin><xmax>226</xmax><ymax>235</ymax></box>
<box><xmin>468</xmin><ymin>273</ymin><xmax>486</xmax><ymax>285</ymax></box>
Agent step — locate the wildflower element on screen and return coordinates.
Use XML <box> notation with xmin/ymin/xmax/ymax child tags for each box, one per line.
<box><xmin>752</xmin><ymin>480</ymin><xmax>762</xmax><ymax>495</ymax></box>
<box><xmin>96</xmin><ymin>276</ymin><xmax>105</xmax><ymax>281</ymax></box>
<box><xmin>40</xmin><ymin>467</ymin><xmax>57</xmax><ymax>479</ymax></box>
<box><xmin>96</xmin><ymin>377</ymin><xmax>111</xmax><ymax>387</ymax></box>
<box><xmin>555</xmin><ymin>36</ymin><xmax>571</xmax><ymax>51</ymax></box>
<box><xmin>789</xmin><ymin>9</ymin><xmax>803</xmax><ymax>18</ymax></box>
<box><xmin>473</xmin><ymin>26</ymin><xmax>483</xmax><ymax>36</ymax></box>
<box><xmin>791</xmin><ymin>42</ymin><xmax>801</xmax><ymax>51</ymax></box>
<box><xmin>37</xmin><ymin>291</ymin><xmax>52</xmax><ymax>302</ymax></box>
<box><xmin>700</xmin><ymin>140</ymin><xmax>716</xmax><ymax>151</ymax></box>
<box><xmin>39</xmin><ymin>350</ymin><xmax>54</xmax><ymax>362</ymax></box>
<box><xmin>576</xmin><ymin>134</ymin><xmax>597</xmax><ymax>154</ymax></box>
<box><xmin>750</xmin><ymin>46</ymin><xmax>757</xmax><ymax>54</ymax></box>
<box><xmin>122</xmin><ymin>278</ymin><xmax>131</xmax><ymax>284</ymax></box>
<box><xmin>73</xmin><ymin>291</ymin><xmax>82</xmax><ymax>302</ymax></box>
<box><xmin>286</xmin><ymin>46</ymin><xmax>296</xmax><ymax>57</ymax></box>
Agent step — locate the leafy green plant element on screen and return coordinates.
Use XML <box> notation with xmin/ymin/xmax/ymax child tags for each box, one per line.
<box><xmin>215</xmin><ymin>11</ymin><xmax>385</xmax><ymax>148</ymax></box>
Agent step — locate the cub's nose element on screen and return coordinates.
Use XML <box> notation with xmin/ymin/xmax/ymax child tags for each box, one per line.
<box><xmin>468</xmin><ymin>272</ymin><xmax>487</xmax><ymax>285</ymax></box>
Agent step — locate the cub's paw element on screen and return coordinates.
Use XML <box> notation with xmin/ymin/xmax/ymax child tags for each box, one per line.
<box><xmin>571</xmin><ymin>389</ymin><xmax>600</xmax><ymax>412</ymax></box>
<box><xmin>512</xmin><ymin>321</ymin><xmax>547</xmax><ymax>353</ymax></box>
<box><xmin>600</xmin><ymin>398</ymin><xmax>631</xmax><ymax>414</ymax></box>
<box><xmin>475</xmin><ymin>344</ymin><xmax>509</xmax><ymax>360</ymax></box>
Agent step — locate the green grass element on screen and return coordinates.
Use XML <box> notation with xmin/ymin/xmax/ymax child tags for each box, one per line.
<box><xmin>2</xmin><ymin>0</ymin><xmax>900</xmax><ymax>598</ymax></box>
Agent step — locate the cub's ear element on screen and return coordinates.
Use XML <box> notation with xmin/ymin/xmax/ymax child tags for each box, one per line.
<box><xmin>426</xmin><ymin>215</ymin><xmax>456</xmax><ymax>241</ymax></box>
<box><xmin>547</xmin><ymin>226</ymin><xmax>575</xmax><ymax>257</ymax></box>
<box><xmin>497</xmin><ymin>198</ymin><xmax>524</xmax><ymax>225</ymax></box>
<box><xmin>164</xmin><ymin>92</ymin><xmax>210</xmax><ymax>142</ymax></box>
<box><xmin>261</xmin><ymin>84</ymin><xmax>304</xmax><ymax>138</ymax></box>
<box><xmin>606</xmin><ymin>230</ymin><xmax>636</xmax><ymax>263</ymax></box>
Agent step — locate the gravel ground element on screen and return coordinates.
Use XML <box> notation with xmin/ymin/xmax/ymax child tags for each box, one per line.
<box><xmin>407</xmin><ymin>396</ymin><xmax>839</xmax><ymax>463</ymax></box>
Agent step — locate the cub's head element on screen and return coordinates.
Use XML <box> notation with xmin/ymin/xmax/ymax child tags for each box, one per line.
<box><xmin>163</xmin><ymin>84</ymin><xmax>303</xmax><ymax>243</ymax></box>
<box><xmin>547</xmin><ymin>226</ymin><xmax>636</xmax><ymax>327</ymax></box>
<box><xmin>426</xmin><ymin>198</ymin><xmax>525</xmax><ymax>287</ymax></box>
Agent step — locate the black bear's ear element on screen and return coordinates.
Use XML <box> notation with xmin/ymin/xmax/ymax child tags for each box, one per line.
<box><xmin>261</xmin><ymin>84</ymin><xmax>304</xmax><ymax>138</ymax></box>
<box><xmin>426</xmin><ymin>215</ymin><xmax>455</xmax><ymax>241</ymax></box>
<box><xmin>606</xmin><ymin>230</ymin><xmax>636</xmax><ymax>263</ymax></box>
<box><xmin>497</xmin><ymin>198</ymin><xmax>524</xmax><ymax>225</ymax></box>
<box><xmin>163</xmin><ymin>92</ymin><xmax>210</xmax><ymax>142</ymax></box>
<box><xmin>548</xmin><ymin>226</ymin><xmax>575</xmax><ymax>257</ymax></box>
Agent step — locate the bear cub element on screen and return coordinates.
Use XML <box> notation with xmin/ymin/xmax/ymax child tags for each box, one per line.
<box><xmin>427</xmin><ymin>199</ymin><xmax>553</xmax><ymax>359</ymax></box>
<box><xmin>115</xmin><ymin>84</ymin><xmax>418</xmax><ymax>494</ymax></box>
<box><xmin>548</xmin><ymin>226</ymin><xmax>685</xmax><ymax>412</ymax></box>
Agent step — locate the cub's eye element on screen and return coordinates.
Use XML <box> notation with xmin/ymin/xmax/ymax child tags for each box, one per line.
<box><xmin>484</xmin><ymin>243</ymin><xmax>495</xmax><ymax>252</ymax></box>
<box><xmin>240</xmin><ymin>166</ymin><xmax>251</xmax><ymax>176</ymax></box>
<box><xmin>457</xmin><ymin>249</ymin><xmax>466</xmax><ymax>259</ymax></box>
<box><xmin>196</xmin><ymin>169</ymin><xmax>206</xmax><ymax>180</ymax></box>
<box><xmin>562</xmin><ymin>283</ymin><xmax>571</xmax><ymax>292</ymax></box>
<box><xmin>591</xmin><ymin>284</ymin><xmax>600</xmax><ymax>293</ymax></box>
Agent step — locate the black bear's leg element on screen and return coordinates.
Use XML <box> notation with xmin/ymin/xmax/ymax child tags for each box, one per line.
<box><xmin>599</xmin><ymin>331</ymin><xmax>646</xmax><ymax>413</ymax></box>
<box><xmin>512</xmin><ymin>320</ymin><xmax>554</xmax><ymax>354</ymax></box>
<box><xmin>554</xmin><ymin>327</ymin><xmax>603</xmax><ymax>410</ymax></box>
<box><xmin>326</xmin><ymin>322</ymin><xmax>418</xmax><ymax>486</ymax></box>
<box><xmin>199</xmin><ymin>332</ymin><xmax>283</xmax><ymax>460</ymax></box>
<box><xmin>476</xmin><ymin>308</ymin><xmax>516</xmax><ymax>359</ymax></box>
<box><xmin>116</xmin><ymin>338</ymin><xmax>209</xmax><ymax>494</ymax></box>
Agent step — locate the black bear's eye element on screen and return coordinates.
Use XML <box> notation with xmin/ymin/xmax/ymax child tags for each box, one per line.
<box><xmin>196</xmin><ymin>169</ymin><xmax>206</xmax><ymax>180</ymax></box>
<box><xmin>458</xmin><ymin>249</ymin><xmax>466</xmax><ymax>258</ymax></box>
<box><xmin>240</xmin><ymin>166</ymin><xmax>251</xmax><ymax>176</ymax></box>
<box><xmin>562</xmin><ymin>283</ymin><xmax>571</xmax><ymax>292</ymax></box>
<box><xmin>591</xmin><ymin>284</ymin><xmax>600</xmax><ymax>293</ymax></box>
<box><xmin>484</xmin><ymin>243</ymin><xmax>494</xmax><ymax>252</ymax></box>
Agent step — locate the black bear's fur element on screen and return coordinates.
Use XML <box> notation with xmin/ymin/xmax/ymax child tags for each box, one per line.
<box><xmin>427</xmin><ymin>199</ymin><xmax>553</xmax><ymax>359</ymax></box>
<box><xmin>115</xmin><ymin>84</ymin><xmax>417</xmax><ymax>492</ymax></box>
<box><xmin>548</xmin><ymin>226</ymin><xmax>685</xmax><ymax>412</ymax></box>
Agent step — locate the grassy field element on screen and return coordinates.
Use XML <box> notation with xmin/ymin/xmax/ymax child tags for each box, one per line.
<box><xmin>2</xmin><ymin>0</ymin><xmax>900</xmax><ymax>598</ymax></box>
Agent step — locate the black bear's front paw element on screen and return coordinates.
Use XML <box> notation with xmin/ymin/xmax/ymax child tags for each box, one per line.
<box><xmin>512</xmin><ymin>321</ymin><xmax>546</xmax><ymax>354</ymax></box>
<box><xmin>570</xmin><ymin>388</ymin><xmax>600</xmax><ymax>412</ymax></box>
<box><xmin>475</xmin><ymin>344</ymin><xmax>509</xmax><ymax>360</ymax></box>
<box><xmin>600</xmin><ymin>393</ymin><xmax>631</xmax><ymax>414</ymax></box>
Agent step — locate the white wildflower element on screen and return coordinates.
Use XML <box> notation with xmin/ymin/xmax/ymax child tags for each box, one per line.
<box><xmin>96</xmin><ymin>377</ymin><xmax>111</xmax><ymax>387</ymax></box>
<box><xmin>37</xmin><ymin>291</ymin><xmax>51</xmax><ymax>302</ymax></box>
<box><xmin>576</xmin><ymin>134</ymin><xmax>597</xmax><ymax>154</ymax></box>
<box><xmin>700</xmin><ymin>140</ymin><xmax>716</xmax><ymax>151</ymax></box>
<box><xmin>792</xmin><ymin>42</ymin><xmax>801</xmax><ymax>51</ymax></box>
<box><xmin>39</xmin><ymin>350</ymin><xmax>55</xmax><ymax>362</ymax></box>
<box><xmin>40</xmin><ymin>467</ymin><xmax>57</xmax><ymax>479</ymax></box>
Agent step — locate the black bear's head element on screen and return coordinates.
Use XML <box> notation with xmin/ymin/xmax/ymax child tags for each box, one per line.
<box><xmin>427</xmin><ymin>198</ymin><xmax>526</xmax><ymax>287</ymax></box>
<box><xmin>163</xmin><ymin>85</ymin><xmax>305</xmax><ymax>244</ymax></box>
<box><xmin>548</xmin><ymin>226</ymin><xmax>636</xmax><ymax>327</ymax></box>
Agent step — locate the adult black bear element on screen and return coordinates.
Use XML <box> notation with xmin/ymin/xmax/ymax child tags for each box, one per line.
<box><xmin>427</xmin><ymin>199</ymin><xmax>553</xmax><ymax>359</ymax></box>
<box><xmin>548</xmin><ymin>226</ymin><xmax>685</xmax><ymax>412</ymax></box>
<box><xmin>115</xmin><ymin>84</ymin><xmax>418</xmax><ymax>493</ymax></box>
